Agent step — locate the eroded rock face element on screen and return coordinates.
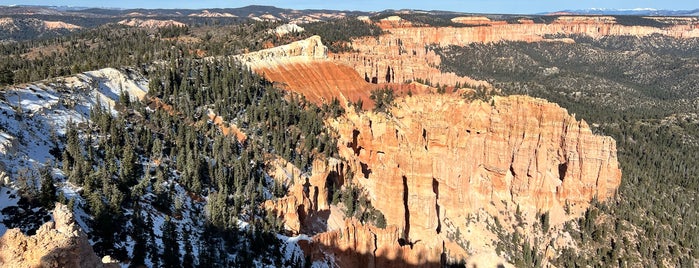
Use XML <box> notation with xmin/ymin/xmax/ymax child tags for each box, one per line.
<box><xmin>316</xmin><ymin>94</ymin><xmax>620</xmax><ymax>264</ymax></box>
<box><xmin>237</xmin><ymin>36</ymin><xmax>374</xmax><ymax>107</ymax></box>
<box><xmin>334</xmin><ymin>26</ymin><xmax>494</xmax><ymax>90</ymax></box>
<box><xmin>300</xmin><ymin>219</ymin><xmax>443</xmax><ymax>268</ymax></box>
<box><xmin>0</xmin><ymin>203</ymin><xmax>115</xmax><ymax>268</ymax></box>
<box><xmin>235</xmin><ymin>35</ymin><xmax>328</xmax><ymax>68</ymax></box>
<box><xmin>247</xmin><ymin>24</ymin><xmax>624</xmax><ymax>266</ymax></box>
<box><xmin>255</xmin><ymin>61</ymin><xmax>374</xmax><ymax>107</ymax></box>
<box><xmin>117</xmin><ymin>18</ymin><xmax>185</xmax><ymax>28</ymax></box>
<box><xmin>336</xmin><ymin>16</ymin><xmax>699</xmax><ymax>89</ymax></box>
<box><xmin>265</xmin><ymin>157</ymin><xmax>348</xmax><ymax>234</ymax></box>
<box><xmin>266</xmin><ymin>94</ymin><xmax>621</xmax><ymax>266</ymax></box>
<box><xmin>335</xmin><ymin>94</ymin><xmax>619</xmax><ymax>223</ymax></box>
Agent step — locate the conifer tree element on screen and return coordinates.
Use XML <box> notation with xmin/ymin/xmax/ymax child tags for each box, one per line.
<box><xmin>38</xmin><ymin>165</ymin><xmax>57</xmax><ymax>209</ymax></box>
<box><xmin>162</xmin><ymin>216</ymin><xmax>181</xmax><ymax>268</ymax></box>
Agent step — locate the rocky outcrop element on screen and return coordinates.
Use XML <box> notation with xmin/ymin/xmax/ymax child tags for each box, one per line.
<box><xmin>265</xmin><ymin>157</ymin><xmax>348</xmax><ymax>234</ymax></box>
<box><xmin>451</xmin><ymin>16</ymin><xmax>506</xmax><ymax>26</ymax></box>
<box><xmin>255</xmin><ymin>61</ymin><xmax>374</xmax><ymax>107</ymax></box>
<box><xmin>334</xmin><ymin>20</ymin><xmax>495</xmax><ymax>89</ymax></box>
<box><xmin>42</xmin><ymin>21</ymin><xmax>81</xmax><ymax>30</ymax></box>
<box><xmin>300</xmin><ymin>218</ymin><xmax>513</xmax><ymax>268</ymax></box>
<box><xmin>237</xmin><ymin>36</ymin><xmax>375</xmax><ymax>108</ymax></box>
<box><xmin>316</xmin><ymin>94</ymin><xmax>620</xmax><ymax>265</ymax></box>
<box><xmin>300</xmin><ymin>219</ymin><xmax>443</xmax><ymax>267</ymax></box>
<box><xmin>274</xmin><ymin>23</ymin><xmax>305</xmax><ymax>36</ymax></box>
<box><xmin>377</xmin><ymin>16</ymin><xmax>414</xmax><ymax>28</ymax></box>
<box><xmin>336</xmin><ymin>16</ymin><xmax>699</xmax><ymax>88</ymax></box>
<box><xmin>249</xmin><ymin>20</ymin><xmax>625</xmax><ymax>266</ymax></box>
<box><xmin>266</xmin><ymin>94</ymin><xmax>621</xmax><ymax>266</ymax></box>
<box><xmin>0</xmin><ymin>203</ymin><xmax>116</xmax><ymax>268</ymax></box>
<box><xmin>375</xmin><ymin>16</ymin><xmax>699</xmax><ymax>44</ymax></box>
<box><xmin>117</xmin><ymin>18</ymin><xmax>185</xmax><ymax>28</ymax></box>
<box><xmin>0</xmin><ymin>18</ymin><xmax>80</xmax><ymax>34</ymax></box>
<box><xmin>235</xmin><ymin>35</ymin><xmax>327</xmax><ymax>67</ymax></box>
<box><xmin>334</xmin><ymin>41</ymin><xmax>491</xmax><ymax>89</ymax></box>
<box><xmin>188</xmin><ymin>10</ymin><xmax>237</xmax><ymax>18</ymax></box>
<box><xmin>0</xmin><ymin>17</ymin><xmax>17</xmax><ymax>30</ymax></box>
<box><xmin>208</xmin><ymin>112</ymin><xmax>247</xmax><ymax>143</ymax></box>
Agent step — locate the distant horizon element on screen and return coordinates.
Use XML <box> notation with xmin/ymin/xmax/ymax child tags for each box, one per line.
<box><xmin>0</xmin><ymin>1</ymin><xmax>697</xmax><ymax>15</ymax></box>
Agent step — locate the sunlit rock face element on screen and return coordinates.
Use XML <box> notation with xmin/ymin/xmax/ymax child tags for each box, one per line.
<box><xmin>0</xmin><ymin>203</ymin><xmax>117</xmax><ymax>268</ymax></box>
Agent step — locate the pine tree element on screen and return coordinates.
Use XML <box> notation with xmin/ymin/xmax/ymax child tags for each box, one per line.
<box><xmin>162</xmin><ymin>216</ymin><xmax>181</xmax><ymax>268</ymax></box>
<box><xmin>146</xmin><ymin>214</ymin><xmax>160</xmax><ymax>268</ymax></box>
<box><xmin>182</xmin><ymin>227</ymin><xmax>195</xmax><ymax>267</ymax></box>
<box><xmin>129</xmin><ymin>205</ymin><xmax>147</xmax><ymax>268</ymax></box>
<box><xmin>38</xmin><ymin>166</ymin><xmax>57</xmax><ymax>209</ymax></box>
<box><xmin>120</xmin><ymin>142</ymin><xmax>140</xmax><ymax>188</ymax></box>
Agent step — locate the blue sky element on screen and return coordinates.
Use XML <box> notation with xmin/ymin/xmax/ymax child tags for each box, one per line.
<box><xmin>1</xmin><ymin>0</ymin><xmax>697</xmax><ymax>14</ymax></box>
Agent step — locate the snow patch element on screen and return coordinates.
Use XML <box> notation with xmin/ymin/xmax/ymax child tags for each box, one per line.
<box><xmin>0</xmin><ymin>187</ymin><xmax>21</xmax><ymax>235</ymax></box>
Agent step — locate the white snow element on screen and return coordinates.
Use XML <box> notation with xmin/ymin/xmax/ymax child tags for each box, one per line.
<box><xmin>0</xmin><ymin>68</ymin><xmax>148</xmax><ymax>237</ymax></box>
<box><xmin>0</xmin><ymin>67</ymin><xmax>149</xmax><ymax>178</ymax></box>
<box><xmin>0</xmin><ymin>66</ymin><xmax>311</xmax><ymax>267</ymax></box>
<box><xmin>0</xmin><ymin>187</ymin><xmax>20</xmax><ymax>235</ymax></box>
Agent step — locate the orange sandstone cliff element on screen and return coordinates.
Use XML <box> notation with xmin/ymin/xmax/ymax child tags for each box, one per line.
<box><xmin>332</xmin><ymin>94</ymin><xmax>620</xmax><ymax>229</ymax></box>
<box><xmin>317</xmin><ymin>94</ymin><xmax>619</xmax><ymax>265</ymax></box>
<box><xmin>242</xmin><ymin>20</ymin><xmax>629</xmax><ymax>266</ymax></box>
<box><xmin>264</xmin><ymin>94</ymin><xmax>621</xmax><ymax>267</ymax></box>
<box><xmin>335</xmin><ymin>15</ymin><xmax>699</xmax><ymax>89</ymax></box>
<box><xmin>235</xmin><ymin>35</ymin><xmax>375</xmax><ymax>107</ymax></box>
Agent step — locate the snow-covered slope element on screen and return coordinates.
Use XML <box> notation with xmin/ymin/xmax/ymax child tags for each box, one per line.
<box><xmin>0</xmin><ymin>67</ymin><xmax>307</xmax><ymax>267</ymax></box>
<box><xmin>0</xmin><ymin>67</ymin><xmax>148</xmax><ymax>177</ymax></box>
<box><xmin>0</xmin><ymin>67</ymin><xmax>147</xmax><ymax>237</ymax></box>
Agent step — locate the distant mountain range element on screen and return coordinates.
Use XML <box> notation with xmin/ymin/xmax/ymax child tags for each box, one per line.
<box><xmin>2</xmin><ymin>4</ymin><xmax>698</xmax><ymax>42</ymax></box>
<box><xmin>553</xmin><ymin>8</ymin><xmax>699</xmax><ymax>16</ymax></box>
<box><xmin>3</xmin><ymin>4</ymin><xmax>699</xmax><ymax>18</ymax></box>
<box><xmin>0</xmin><ymin>5</ymin><xmax>371</xmax><ymax>18</ymax></box>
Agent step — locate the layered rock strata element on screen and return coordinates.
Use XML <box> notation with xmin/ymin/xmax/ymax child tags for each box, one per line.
<box><xmin>336</xmin><ymin>16</ymin><xmax>699</xmax><ymax>87</ymax></box>
<box><xmin>324</xmin><ymin>95</ymin><xmax>619</xmax><ymax>263</ymax></box>
<box><xmin>267</xmin><ymin>94</ymin><xmax>621</xmax><ymax>267</ymax></box>
<box><xmin>331</xmin><ymin>94</ymin><xmax>621</xmax><ymax>234</ymax></box>
<box><xmin>236</xmin><ymin>35</ymin><xmax>374</xmax><ymax>107</ymax></box>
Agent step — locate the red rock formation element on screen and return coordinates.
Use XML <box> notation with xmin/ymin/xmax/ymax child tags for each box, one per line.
<box><xmin>317</xmin><ymin>94</ymin><xmax>621</xmax><ymax>265</ymax></box>
<box><xmin>243</xmin><ymin>21</ymin><xmax>627</xmax><ymax>266</ymax></box>
<box><xmin>236</xmin><ymin>36</ymin><xmax>377</xmax><ymax>108</ymax></box>
<box><xmin>255</xmin><ymin>61</ymin><xmax>374</xmax><ymax>107</ymax></box>
<box><xmin>333</xmin><ymin>44</ymin><xmax>491</xmax><ymax>91</ymax></box>
<box><xmin>265</xmin><ymin>157</ymin><xmax>348</xmax><ymax>234</ymax></box>
<box><xmin>208</xmin><ymin>112</ymin><xmax>247</xmax><ymax>143</ymax></box>
<box><xmin>336</xmin><ymin>15</ymin><xmax>699</xmax><ymax>88</ymax></box>
<box><xmin>0</xmin><ymin>203</ymin><xmax>116</xmax><ymax>268</ymax></box>
<box><xmin>300</xmin><ymin>219</ymin><xmax>444</xmax><ymax>268</ymax></box>
<box><xmin>451</xmin><ymin>16</ymin><xmax>506</xmax><ymax>26</ymax></box>
<box><xmin>377</xmin><ymin>16</ymin><xmax>699</xmax><ymax>45</ymax></box>
<box><xmin>265</xmin><ymin>94</ymin><xmax>621</xmax><ymax>267</ymax></box>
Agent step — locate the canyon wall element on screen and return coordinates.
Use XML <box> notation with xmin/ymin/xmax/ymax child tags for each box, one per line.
<box><xmin>265</xmin><ymin>94</ymin><xmax>621</xmax><ymax>267</ymax></box>
<box><xmin>331</xmin><ymin>93</ymin><xmax>620</xmax><ymax>232</ymax></box>
<box><xmin>244</xmin><ymin>19</ymin><xmax>633</xmax><ymax>266</ymax></box>
<box><xmin>335</xmin><ymin>16</ymin><xmax>699</xmax><ymax>88</ymax></box>
<box><xmin>236</xmin><ymin>35</ymin><xmax>375</xmax><ymax>107</ymax></box>
<box><xmin>314</xmin><ymin>94</ymin><xmax>621</xmax><ymax>265</ymax></box>
<box><xmin>265</xmin><ymin>157</ymin><xmax>348</xmax><ymax>234</ymax></box>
